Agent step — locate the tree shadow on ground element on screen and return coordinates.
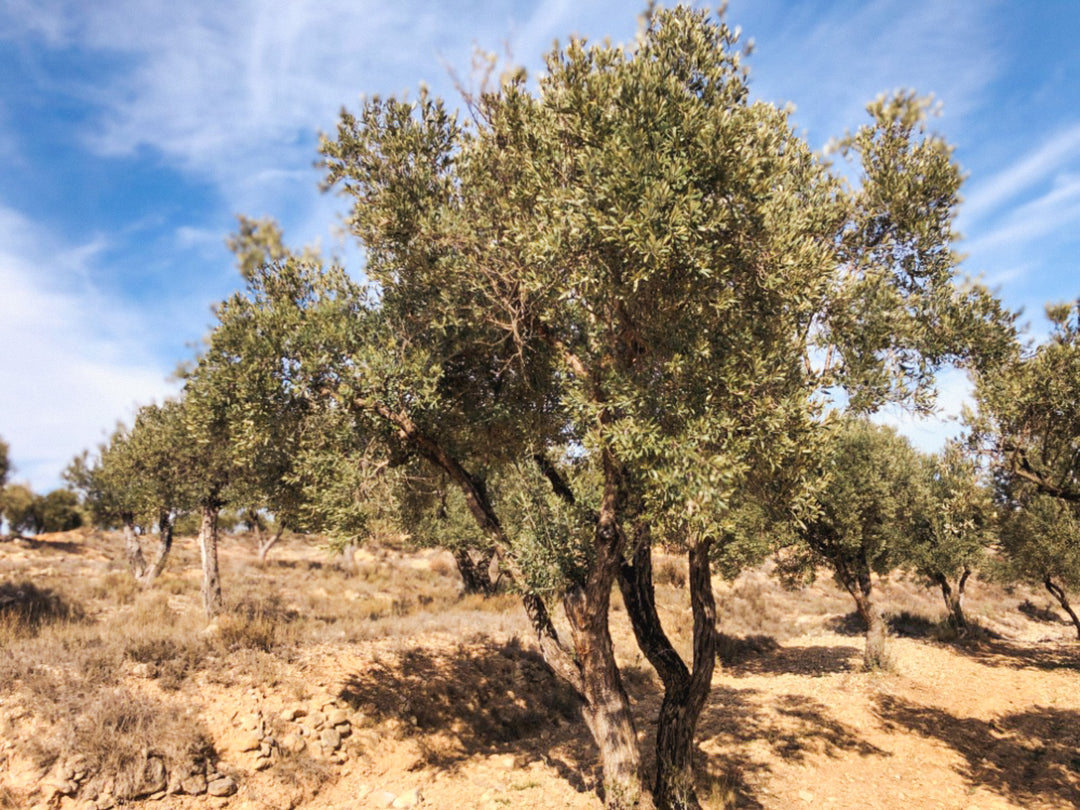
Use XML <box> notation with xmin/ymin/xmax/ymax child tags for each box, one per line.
<box><xmin>1019</xmin><ymin>599</ymin><xmax>1068</xmax><ymax>625</ymax></box>
<box><xmin>0</xmin><ymin>580</ymin><xmax>85</xmax><ymax>633</ymax></box>
<box><xmin>337</xmin><ymin>637</ymin><xmax>595</xmax><ymax>793</ymax></box>
<box><xmin>719</xmin><ymin>634</ymin><xmax>860</xmax><ymax>676</ymax></box>
<box><xmin>2</xmin><ymin>535</ymin><xmax>86</xmax><ymax>555</ymax></box>
<box><xmin>692</xmin><ymin>687</ymin><xmax>889</xmax><ymax>807</ymax></box>
<box><xmin>876</xmin><ymin>695</ymin><xmax>1080</xmax><ymax>806</ymax></box>
<box><xmin>943</xmin><ymin>638</ymin><xmax>1080</xmax><ymax>672</ymax></box>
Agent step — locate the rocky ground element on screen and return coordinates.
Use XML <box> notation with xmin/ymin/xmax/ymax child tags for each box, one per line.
<box><xmin>1</xmin><ymin>529</ymin><xmax>1078</xmax><ymax>809</ymax></box>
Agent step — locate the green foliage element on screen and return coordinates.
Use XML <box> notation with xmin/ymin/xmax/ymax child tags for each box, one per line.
<box><xmin>2</xmin><ymin>484</ymin><xmax>39</xmax><ymax>535</ymax></box>
<box><xmin>36</xmin><ymin>489</ymin><xmax>83</xmax><ymax>533</ymax></box>
<box><xmin>973</xmin><ymin>302</ymin><xmax>1080</xmax><ymax>503</ymax></box>
<box><xmin>787</xmin><ymin>420</ymin><xmax>924</xmax><ymax>590</ymax></box>
<box><xmin>0</xmin><ymin>435</ymin><xmax>9</xmax><ymax>489</ymax></box>
<box><xmin>908</xmin><ymin>441</ymin><xmax>992</xmax><ymax>585</ymax></box>
<box><xmin>997</xmin><ymin>495</ymin><xmax>1080</xmax><ymax>592</ymax></box>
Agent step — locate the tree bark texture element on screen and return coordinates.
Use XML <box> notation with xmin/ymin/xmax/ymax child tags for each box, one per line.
<box><xmin>197</xmin><ymin>504</ymin><xmax>223</xmax><ymax>618</ymax></box>
<box><xmin>937</xmin><ymin>570</ymin><xmax>969</xmax><ymax>631</ymax></box>
<box><xmin>453</xmin><ymin>547</ymin><xmax>498</xmax><ymax>595</ymax></box>
<box><xmin>1044</xmin><ymin>576</ymin><xmax>1080</xmax><ymax>639</ymax></box>
<box><xmin>121</xmin><ymin>514</ymin><xmax>148</xmax><ymax>580</ymax></box>
<box><xmin>139</xmin><ymin>511</ymin><xmax>174</xmax><ymax>584</ymax></box>
<box><xmin>619</xmin><ymin>531</ymin><xmax>716</xmax><ymax>810</ymax></box>
<box><xmin>257</xmin><ymin>526</ymin><xmax>284</xmax><ymax>564</ymax></box>
<box><xmin>851</xmin><ymin>569</ymin><xmax>889</xmax><ymax>669</ymax></box>
<box><xmin>366</xmin><ymin>402</ymin><xmax>646</xmax><ymax>806</ymax></box>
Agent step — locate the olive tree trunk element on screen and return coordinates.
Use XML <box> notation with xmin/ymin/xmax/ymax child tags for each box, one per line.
<box><xmin>256</xmin><ymin>526</ymin><xmax>284</xmax><ymax>564</ymax></box>
<box><xmin>139</xmin><ymin>510</ymin><xmax>174</xmax><ymax>585</ymax></box>
<box><xmin>937</xmin><ymin>569</ymin><xmax>970</xmax><ymax>632</ymax></box>
<box><xmin>197</xmin><ymin>504</ymin><xmax>223</xmax><ymax>618</ymax></box>
<box><xmin>1044</xmin><ymin>575</ymin><xmax>1080</xmax><ymax>639</ymax></box>
<box><xmin>847</xmin><ymin>568</ymin><xmax>889</xmax><ymax>669</ymax></box>
<box><xmin>453</xmin><ymin>547</ymin><xmax>498</xmax><ymax>595</ymax></box>
<box><xmin>619</xmin><ymin>531</ymin><xmax>716</xmax><ymax>810</ymax></box>
<box><xmin>372</xmin><ymin>406</ymin><xmax>649</xmax><ymax>807</ymax></box>
<box><xmin>121</xmin><ymin>513</ymin><xmax>148</xmax><ymax>580</ymax></box>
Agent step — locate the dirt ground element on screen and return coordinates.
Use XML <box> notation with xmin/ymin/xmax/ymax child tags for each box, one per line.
<box><xmin>1</xmin><ymin>529</ymin><xmax>1078</xmax><ymax>809</ymax></box>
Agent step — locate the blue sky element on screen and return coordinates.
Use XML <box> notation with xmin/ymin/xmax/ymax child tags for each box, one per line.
<box><xmin>1</xmin><ymin>0</ymin><xmax>1078</xmax><ymax>492</ymax></box>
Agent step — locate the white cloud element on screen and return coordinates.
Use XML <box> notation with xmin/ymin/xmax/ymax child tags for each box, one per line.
<box><xmin>963</xmin><ymin>174</ymin><xmax>1080</xmax><ymax>256</ymax></box>
<box><xmin>0</xmin><ymin>206</ymin><xmax>178</xmax><ymax>491</ymax></box>
<box><xmin>962</xmin><ymin>124</ymin><xmax>1080</xmax><ymax>225</ymax></box>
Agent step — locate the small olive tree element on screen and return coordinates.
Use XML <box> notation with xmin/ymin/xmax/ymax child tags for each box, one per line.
<box><xmin>908</xmin><ymin>441</ymin><xmax>993</xmax><ymax>630</ymax></box>
<box><xmin>787</xmin><ymin>420</ymin><xmax>924</xmax><ymax>669</ymax></box>
<box><xmin>998</xmin><ymin>494</ymin><xmax>1080</xmax><ymax>637</ymax></box>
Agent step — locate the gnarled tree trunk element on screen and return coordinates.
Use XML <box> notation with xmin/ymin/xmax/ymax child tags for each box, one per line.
<box><xmin>619</xmin><ymin>530</ymin><xmax>716</xmax><ymax>810</ymax></box>
<box><xmin>257</xmin><ymin>526</ymin><xmax>284</xmax><ymax>564</ymax></box>
<box><xmin>453</xmin><ymin>546</ymin><xmax>498</xmax><ymax>595</ymax></box>
<box><xmin>121</xmin><ymin>513</ymin><xmax>148</xmax><ymax>580</ymax></box>
<box><xmin>937</xmin><ymin>569</ymin><xmax>970</xmax><ymax>632</ymax></box>
<box><xmin>197</xmin><ymin>504</ymin><xmax>223</xmax><ymax>618</ymax></box>
<box><xmin>1044</xmin><ymin>575</ymin><xmax>1080</xmax><ymax>639</ymax></box>
<box><xmin>851</xmin><ymin>569</ymin><xmax>889</xmax><ymax>669</ymax></box>
<box><xmin>139</xmin><ymin>510</ymin><xmax>174</xmax><ymax>585</ymax></box>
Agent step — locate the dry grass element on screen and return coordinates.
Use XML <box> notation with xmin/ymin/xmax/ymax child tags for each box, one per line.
<box><xmin>3</xmin><ymin>529</ymin><xmax>1075</xmax><ymax>808</ymax></box>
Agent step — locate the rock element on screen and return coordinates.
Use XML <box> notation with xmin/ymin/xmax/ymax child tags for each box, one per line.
<box><xmin>326</xmin><ymin>708</ymin><xmax>349</xmax><ymax>726</ymax></box>
<box><xmin>51</xmin><ymin>779</ymin><xmax>79</xmax><ymax>796</ymax></box>
<box><xmin>280</xmin><ymin>707</ymin><xmax>305</xmax><ymax>722</ymax></box>
<box><xmin>236</xmin><ymin>732</ymin><xmax>262</xmax><ymax>752</ymax></box>
<box><xmin>307</xmin><ymin>710</ymin><xmax>326</xmax><ymax>730</ymax></box>
<box><xmin>798</xmin><ymin>789</ymin><xmax>815</xmax><ymax>803</ymax></box>
<box><xmin>259</xmin><ymin>740</ymin><xmax>273</xmax><ymax>756</ymax></box>
<box><xmin>320</xmin><ymin>727</ymin><xmax>342</xmax><ymax>751</ymax></box>
<box><xmin>95</xmin><ymin>794</ymin><xmax>116</xmax><ymax>810</ymax></box>
<box><xmin>335</xmin><ymin>722</ymin><xmax>352</xmax><ymax>738</ymax></box>
<box><xmin>207</xmin><ymin>776</ymin><xmax>237</xmax><ymax>797</ymax></box>
<box><xmin>370</xmin><ymin>791</ymin><xmax>398</xmax><ymax>808</ymax></box>
<box><xmin>134</xmin><ymin>756</ymin><xmax>167</xmax><ymax>798</ymax></box>
<box><xmin>280</xmin><ymin>733</ymin><xmax>306</xmax><ymax>754</ymax></box>
<box><xmin>392</xmin><ymin>788</ymin><xmax>422</xmax><ymax>808</ymax></box>
<box><xmin>180</xmin><ymin>773</ymin><xmax>208</xmax><ymax>796</ymax></box>
<box><xmin>254</xmin><ymin>756</ymin><xmax>272</xmax><ymax>771</ymax></box>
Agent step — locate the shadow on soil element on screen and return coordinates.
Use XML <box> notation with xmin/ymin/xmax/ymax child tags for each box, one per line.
<box><xmin>719</xmin><ymin>634</ymin><xmax>860</xmax><ymax>676</ymax></box>
<box><xmin>876</xmin><ymin>695</ymin><xmax>1080</xmax><ymax>806</ymax></box>
<box><xmin>690</xmin><ymin>688</ymin><xmax>889</xmax><ymax>808</ymax></box>
<box><xmin>944</xmin><ymin>638</ymin><xmax>1080</xmax><ymax>672</ymax></box>
<box><xmin>337</xmin><ymin>637</ymin><xmax>596</xmax><ymax>793</ymax></box>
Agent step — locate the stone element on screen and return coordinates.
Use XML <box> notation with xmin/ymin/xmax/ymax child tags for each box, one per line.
<box><xmin>135</xmin><ymin>757</ymin><xmax>167</xmax><ymax>797</ymax></box>
<box><xmin>307</xmin><ymin>710</ymin><xmax>326</xmax><ymax>730</ymax></box>
<box><xmin>335</xmin><ymin>722</ymin><xmax>352</xmax><ymax>737</ymax></box>
<box><xmin>280</xmin><ymin>707</ymin><xmax>305</xmax><ymax>722</ymax></box>
<box><xmin>259</xmin><ymin>741</ymin><xmax>273</xmax><ymax>756</ymax></box>
<box><xmin>237</xmin><ymin>732</ymin><xmax>262</xmax><ymax>752</ymax></box>
<box><xmin>180</xmin><ymin>773</ymin><xmax>208</xmax><ymax>796</ymax></box>
<box><xmin>370</xmin><ymin>791</ymin><xmax>398</xmax><ymax>808</ymax></box>
<box><xmin>280</xmin><ymin>733</ymin><xmax>306</xmax><ymax>754</ymax></box>
<box><xmin>798</xmin><ymin>789</ymin><xmax>815</xmax><ymax>803</ymax></box>
<box><xmin>326</xmin><ymin>708</ymin><xmax>349</xmax><ymax>726</ymax></box>
<box><xmin>254</xmin><ymin>756</ymin><xmax>272</xmax><ymax>771</ymax></box>
<box><xmin>392</xmin><ymin>788</ymin><xmax>422</xmax><ymax>808</ymax></box>
<box><xmin>320</xmin><ymin>727</ymin><xmax>342</xmax><ymax>751</ymax></box>
<box><xmin>207</xmin><ymin>776</ymin><xmax>237</xmax><ymax>797</ymax></box>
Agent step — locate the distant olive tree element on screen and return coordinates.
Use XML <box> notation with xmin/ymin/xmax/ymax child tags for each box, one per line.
<box><xmin>998</xmin><ymin>494</ymin><xmax>1080</xmax><ymax>638</ymax></box>
<box><xmin>908</xmin><ymin>441</ymin><xmax>993</xmax><ymax>631</ymax></box>
<box><xmin>787</xmin><ymin>420</ymin><xmax>924</xmax><ymax>669</ymax></box>
<box><xmin>2</xmin><ymin>483</ymin><xmax>39</xmax><ymax>536</ymax></box>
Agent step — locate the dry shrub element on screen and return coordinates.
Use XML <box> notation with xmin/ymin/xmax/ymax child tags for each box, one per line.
<box><xmin>87</xmin><ymin>571</ymin><xmax>140</xmax><ymax>604</ymax></box>
<box><xmin>216</xmin><ymin>595</ymin><xmax>299</xmax><ymax>652</ymax></box>
<box><xmin>30</xmin><ymin>687</ymin><xmax>214</xmax><ymax>800</ymax></box>
<box><xmin>0</xmin><ymin>581</ymin><xmax>84</xmax><ymax>640</ymax></box>
<box><xmin>655</xmin><ymin>557</ymin><xmax>688</xmax><ymax>589</ymax></box>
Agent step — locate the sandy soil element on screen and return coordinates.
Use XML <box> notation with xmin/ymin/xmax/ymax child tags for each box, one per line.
<box><xmin>2</xmin><ymin>530</ymin><xmax>1078</xmax><ymax>809</ymax></box>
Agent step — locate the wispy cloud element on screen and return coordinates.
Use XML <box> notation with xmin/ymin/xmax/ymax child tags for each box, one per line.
<box><xmin>962</xmin><ymin>124</ymin><xmax>1080</xmax><ymax>225</ymax></box>
<box><xmin>0</xmin><ymin>206</ymin><xmax>177</xmax><ymax>491</ymax></box>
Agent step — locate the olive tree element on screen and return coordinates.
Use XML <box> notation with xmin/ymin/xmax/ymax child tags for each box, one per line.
<box><xmin>787</xmin><ymin>420</ymin><xmax>924</xmax><ymax>668</ymax></box>
<box><xmin>907</xmin><ymin>441</ymin><xmax>993</xmax><ymax>630</ymax></box>
<box><xmin>998</xmin><ymin>494</ymin><xmax>1080</xmax><ymax>637</ymax></box>
<box><xmin>973</xmin><ymin>302</ymin><xmax>1080</xmax><ymax>503</ymax></box>
<box><xmin>208</xmin><ymin>8</ymin><xmax>1008</xmax><ymax>807</ymax></box>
